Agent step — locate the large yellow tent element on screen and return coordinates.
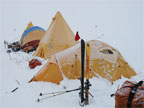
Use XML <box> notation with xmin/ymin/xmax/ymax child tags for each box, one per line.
<box><xmin>33</xmin><ymin>11</ymin><xmax>79</xmax><ymax>59</ymax></box>
<box><xmin>30</xmin><ymin>40</ymin><xmax>136</xmax><ymax>84</ymax></box>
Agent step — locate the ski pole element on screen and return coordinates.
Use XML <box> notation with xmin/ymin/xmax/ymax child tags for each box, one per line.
<box><xmin>37</xmin><ymin>88</ymin><xmax>81</xmax><ymax>102</ymax></box>
<box><xmin>16</xmin><ymin>80</ymin><xmax>21</xmax><ymax>85</ymax></box>
<box><xmin>40</xmin><ymin>91</ymin><xmax>65</xmax><ymax>96</ymax></box>
<box><xmin>7</xmin><ymin>50</ymin><xmax>12</xmax><ymax>60</ymax></box>
<box><xmin>4</xmin><ymin>40</ymin><xmax>6</xmax><ymax>48</ymax></box>
<box><xmin>37</xmin><ymin>92</ymin><xmax>66</xmax><ymax>102</ymax></box>
<box><xmin>40</xmin><ymin>88</ymin><xmax>81</xmax><ymax>96</ymax></box>
<box><xmin>11</xmin><ymin>87</ymin><xmax>18</xmax><ymax>92</ymax></box>
<box><xmin>83</xmin><ymin>91</ymin><xmax>94</xmax><ymax>98</ymax></box>
<box><xmin>88</xmin><ymin>92</ymin><xmax>94</xmax><ymax>98</ymax></box>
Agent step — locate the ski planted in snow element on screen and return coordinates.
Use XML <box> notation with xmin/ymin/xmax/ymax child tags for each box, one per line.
<box><xmin>80</xmin><ymin>39</ymin><xmax>85</xmax><ymax>106</ymax></box>
<box><xmin>85</xmin><ymin>43</ymin><xmax>91</xmax><ymax>105</ymax></box>
<box><xmin>79</xmin><ymin>40</ymin><xmax>93</xmax><ymax>106</ymax></box>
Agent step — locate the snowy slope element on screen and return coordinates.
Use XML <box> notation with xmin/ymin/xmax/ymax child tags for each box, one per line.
<box><xmin>0</xmin><ymin>0</ymin><xmax>144</xmax><ymax>108</ymax></box>
<box><xmin>0</xmin><ymin>46</ymin><xmax>143</xmax><ymax>108</ymax></box>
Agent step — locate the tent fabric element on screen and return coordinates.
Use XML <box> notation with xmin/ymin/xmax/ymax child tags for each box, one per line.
<box><xmin>33</xmin><ymin>11</ymin><xmax>79</xmax><ymax>59</ymax></box>
<box><xmin>30</xmin><ymin>40</ymin><xmax>136</xmax><ymax>84</ymax></box>
<box><xmin>22</xmin><ymin>26</ymin><xmax>46</xmax><ymax>40</ymax></box>
<box><xmin>25</xmin><ymin>22</ymin><xmax>33</xmax><ymax>31</ymax></box>
<box><xmin>21</xmin><ymin>27</ymin><xmax>46</xmax><ymax>49</ymax></box>
<box><xmin>19</xmin><ymin>22</ymin><xmax>34</xmax><ymax>43</ymax></box>
<box><xmin>22</xmin><ymin>28</ymin><xmax>46</xmax><ymax>47</ymax></box>
<box><xmin>19</xmin><ymin>22</ymin><xmax>46</xmax><ymax>50</ymax></box>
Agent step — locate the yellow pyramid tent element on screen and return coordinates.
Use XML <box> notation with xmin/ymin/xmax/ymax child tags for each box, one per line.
<box><xmin>33</xmin><ymin>11</ymin><xmax>79</xmax><ymax>59</ymax></box>
<box><xmin>30</xmin><ymin>40</ymin><xmax>136</xmax><ymax>84</ymax></box>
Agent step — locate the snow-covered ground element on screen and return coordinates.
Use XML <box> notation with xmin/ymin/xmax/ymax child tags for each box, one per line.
<box><xmin>0</xmin><ymin>47</ymin><xmax>143</xmax><ymax>108</ymax></box>
<box><xmin>0</xmin><ymin>0</ymin><xmax>144</xmax><ymax>108</ymax></box>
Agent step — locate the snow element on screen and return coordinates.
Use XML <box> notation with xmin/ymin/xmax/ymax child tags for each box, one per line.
<box><xmin>0</xmin><ymin>0</ymin><xmax>144</xmax><ymax>108</ymax></box>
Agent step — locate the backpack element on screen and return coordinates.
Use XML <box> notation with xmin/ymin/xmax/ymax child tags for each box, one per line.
<box><xmin>115</xmin><ymin>80</ymin><xmax>144</xmax><ymax>108</ymax></box>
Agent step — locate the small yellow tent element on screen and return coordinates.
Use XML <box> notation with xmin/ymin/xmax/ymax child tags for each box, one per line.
<box><xmin>30</xmin><ymin>40</ymin><xmax>136</xmax><ymax>85</ymax></box>
<box><xmin>33</xmin><ymin>11</ymin><xmax>79</xmax><ymax>59</ymax></box>
<box><xmin>20</xmin><ymin>22</ymin><xmax>46</xmax><ymax>51</ymax></box>
<box><xmin>19</xmin><ymin>22</ymin><xmax>33</xmax><ymax>43</ymax></box>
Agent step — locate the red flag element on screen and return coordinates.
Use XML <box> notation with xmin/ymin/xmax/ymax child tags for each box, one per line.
<box><xmin>75</xmin><ymin>32</ymin><xmax>80</xmax><ymax>41</ymax></box>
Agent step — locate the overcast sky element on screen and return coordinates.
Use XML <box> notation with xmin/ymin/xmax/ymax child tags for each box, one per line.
<box><xmin>0</xmin><ymin>0</ymin><xmax>144</xmax><ymax>70</ymax></box>
<box><xmin>0</xmin><ymin>0</ymin><xmax>143</xmax><ymax>39</ymax></box>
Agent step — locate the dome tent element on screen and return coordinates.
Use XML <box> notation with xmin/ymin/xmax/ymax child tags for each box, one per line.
<box><xmin>33</xmin><ymin>11</ymin><xmax>79</xmax><ymax>59</ymax></box>
<box><xmin>19</xmin><ymin>22</ymin><xmax>33</xmax><ymax>43</ymax></box>
<box><xmin>30</xmin><ymin>40</ymin><xmax>136</xmax><ymax>84</ymax></box>
<box><xmin>20</xmin><ymin>22</ymin><xmax>46</xmax><ymax>52</ymax></box>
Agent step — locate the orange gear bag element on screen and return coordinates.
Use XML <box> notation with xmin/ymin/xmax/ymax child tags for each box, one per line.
<box><xmin>115</xmin><ymin>80</ymin><xmax>144</xmax><ymax>108</ymax></box>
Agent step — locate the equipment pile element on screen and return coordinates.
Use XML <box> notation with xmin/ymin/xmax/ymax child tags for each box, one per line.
<box><xmin>7</xmin><ymin>41</ymin><xmax>21</xmax><ymax>52</ymax></box>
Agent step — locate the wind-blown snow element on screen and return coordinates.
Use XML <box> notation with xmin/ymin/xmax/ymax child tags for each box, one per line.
<box><xmin>0</xmin><ymin>0</ymin><xmax>144</xmax><ymax>108</ymax></box>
